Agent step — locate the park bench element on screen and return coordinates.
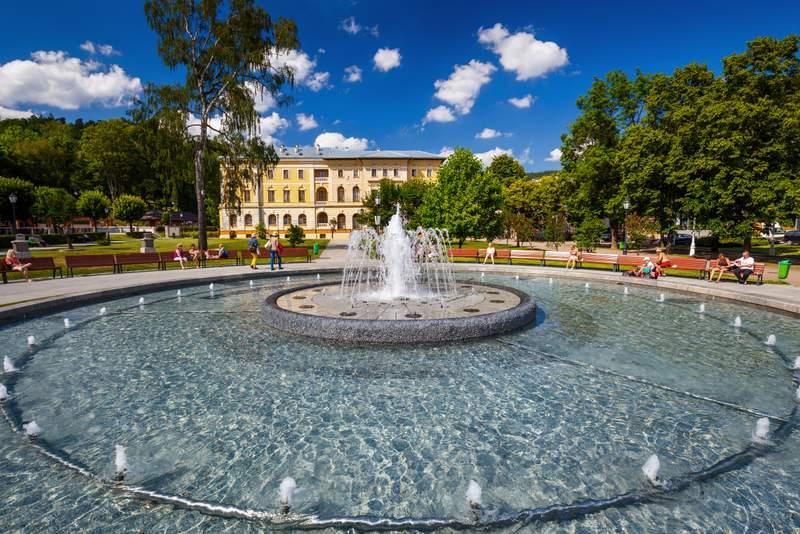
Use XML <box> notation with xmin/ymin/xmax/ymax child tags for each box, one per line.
<box><xmin>478</xmin><ymin>248</ymin><xmax>511</xmax><ymax>264</ymax></box>
<box><xmin>114</xmin><ymin>252</ymin><xmax>164</xmax><ymax>272</ymax></box>
<box><xmin>666</xmin><ymin>257</ymin><xmax>708</xmax><ymax>279</ymax></box>
<box><xmin>577</xmin><ymin>253</ymin><xmax>619</xmax><ymax>271</ymax></box>
<box><xmin>200</xmin><ymin>249</ymin><xmax>240</xmax><ymax>267</ymax></box>
<box><xmin>509</xmin><ymin>249</ymin><xmax>545</xmax><ymax>265</ymax></box>
<box><xmin>707</xmin><ymin>260</ymin><xmax>766</xmax><ymax>285</ymax></box>
<box><xmin>449</xmin><ymin>248</ymin><xmax>479</xmax><ymax>262</ymax></box>
<box><xmin>281</xmin><ymin>247</ymin><xmax>311</xmax><ymax>262</ymax></box>
<box><xmin>542</xmin><ymin>250</ymin><xmax>571</xmax><ymax>266</ymax></box>
<box><xmin>615</xmin><ymin>254</ymin><xmax>644</xmax><ymax>272</ymax></box>
<box><xmin>65</xmin><ymin>254</ymin><xmax>117</xmax><ymax>277</ymax></box>
<box><xmin>1</xmin><ymin>256</ymin><xmax>63</xmax><ymax>283</ymax></box>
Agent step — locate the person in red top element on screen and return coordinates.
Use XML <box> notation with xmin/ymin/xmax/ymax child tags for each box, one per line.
<box><xmin>5</xmin><ymin>249</ymin><xmax>32</xmax><ymax>282</ymax></box>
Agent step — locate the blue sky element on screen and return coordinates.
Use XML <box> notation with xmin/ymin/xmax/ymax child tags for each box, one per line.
<box><xmin>1</xmin><ymin>0</ymin><xmax>799</xmax><ymax>170</ymax></box>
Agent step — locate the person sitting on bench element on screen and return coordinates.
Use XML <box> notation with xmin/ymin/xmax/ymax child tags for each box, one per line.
<box><xmin>708</xmin><ymin>253</ymin><xmax>731</xmax><ymax>283</ymax></box>
<box><xmin>729</xmin><ymin>250</ymin><xmax>755</xmax><ymax>284</ymax></box>
<box><xmin>5</xmin><ymin>249</ymin><xmax>32</xmax><ymax>282</ymax></box>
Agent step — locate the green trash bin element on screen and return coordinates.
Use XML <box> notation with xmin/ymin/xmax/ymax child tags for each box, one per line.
<box><xmin>778</xmin><ymin>259</ymin><xmax>791</xmax><ymax>279</ymax></box>
<box><xmin>313</xmin><ymin>242</ymin><xmax>320</xmax><ymax>256</ymax></box>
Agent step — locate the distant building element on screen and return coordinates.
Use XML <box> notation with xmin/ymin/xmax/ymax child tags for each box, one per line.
<box><xmin>220</xmin><ymin>145</ymin><xmax>445</xmax><ymax>238</ymax></box>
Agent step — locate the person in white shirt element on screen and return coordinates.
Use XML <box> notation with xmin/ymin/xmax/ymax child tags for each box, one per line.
<box><xmin>483</xmin><ymin>242</ymin><xmax>496</xmax><ymax>265</ymax></box>
<box><xmin>730</xmin><ymin>250</ymin><xmax>755</xmax><ymax>284</ymax></box>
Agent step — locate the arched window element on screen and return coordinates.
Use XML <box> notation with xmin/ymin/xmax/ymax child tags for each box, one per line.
<box><xmin>244</xmin><ymin>214</ymin><xmax>252</xmax><ymax>226</ymax></box>
<box><xmin>337</xmin><ymin>186</ymin><xmax>345</xmax><ymax>202</ymax></box>
<box><xmin>337</xmin><ymin>213</ymin><xmax>346</xmax><ymax>229</ymax></box>
<box><xmin>298</xmin><ymin>214</ymin><xmax>307</xmax><ymax>226</ymax></box>
<box><xmin>283</xmin><ymin>214</ymin><xmax>292</xmax><ymax>226</ymax></box>
<box><xmin>229</xmin><ymin>214</ymin><xmax>237</xmax><ymax>228</ymax></box>
<box><xmin>352</xmin><ymin>214</ymin><xmax>361</xmax><ymax>230</ymax></box>
<box><xmin>268</xmin><ymin>214</ymin><xmax>277</xmax><ymax>226</ymax></box>
<box><xmin>317</xmin><ymin>212</ymin><xmax>328</xmax><ymax>225</ymax></box>
<box><xmin>352</xmin><ymin>186</ymin><xmax>360</xmax><ymax>202</ymax></box>
<box><xmin>316</xmin><ymin>187</ymin><xmax>328</xmax><ymax>201</ymax></box>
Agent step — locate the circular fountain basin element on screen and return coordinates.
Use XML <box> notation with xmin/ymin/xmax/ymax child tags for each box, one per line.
<box><xmin>263</xmin><ymin>282</ymin><xmax>536</xmax><ymax>344</ymax></box>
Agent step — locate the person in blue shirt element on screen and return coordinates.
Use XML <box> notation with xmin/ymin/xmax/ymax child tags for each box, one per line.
<box><xmin>247</xmin><ymin>234</ymin><xmax>259</xmax><ymax>269</ymax></box>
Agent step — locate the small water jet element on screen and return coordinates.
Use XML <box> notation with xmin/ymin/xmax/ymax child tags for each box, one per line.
<box><xmin>99</xmin><ymin>307</ymin><xmax>107</xmax><ymax>316</ymax></box>
<box><xmin>584</xmin><ymin>282</ymin><xmax>590</xmax><ymax>289</ymax></box>
<box><xmin>794</xmin><ymin>356</ymin><xmax>800</xmax><ymax>370</ymax></box>
<box><xmin>765</xmin><ymin>334</ymin><xmax>776</xmax><ymax>346</ymax></box>
<box><xmin>549</xmin><ymin>278</ymin><xmax>553</xmax><ymax>284</ymax></box>
<box><xmin>4</xmin><ymin>356</ymin><xmax>18</xmax><ymax>373</ymax></box>
<box><xmin>27</xmin><ymin>335</ymin><xmax>36</xmax><ymax>346</ymax></box>
<box><xmin>642</xmin><ymin>454</ymin><xmax>661</xmax><ymax>486</ymax></box>
<box><xmin>623</xmin><ymin>287</ymin><xmax>629</xmax><ymax>295</ymax></box>
<box><xmin>466</xmin><ymin>480</ymin><xmax>482</xmax><ymax>521</ymax></box>
<box><xmin>480</xmin><ymin>272</ymin><xmax>485</xmax><ymax>280</ymax></box>
<box><xmin>249</xmin><ymin>280</ymin><xmax>254</xmax><ymax>288</ymax></box>
<box><xmin>514</xmin><ymin>275</ymin><xmax>519</xmax><ymax>280</ymax></box>
<box><xmin>733</xmin><ymin>316</ymin><xmax>742</xmax><ymax>328</ymax></box>
<box><xmin>176</xmin><ymin>289</ymin><xmax>182</xmax><ymax>297</ymax></box>
<box><xmin>139</xmin><ymin>297</ymin><xmax>145</xmax><ymax>305</ymax></box>
<box><xmin>63</xmin><ymin>318</ymin><xmax>71</xmax><ymax>329</ymax></box>
<box><xmin>752</xmin><ymin>417</ymin><xmax>770</xmax><ymax>444</ymax></box>
<box><xmin>279</xmin><ymin>477</ymin><xmax>297</xmax><ymax>514</ymax></box>
<box><xmin>795</xmin><ymin>385</ymin><xmax>800</xmax><ymax>403</ymax></box>
<box><xmin>698</xmin><ymin>303</ymin><xmax>705</xmax><ymax>314</ymax></box>
<box><xmin>23</xmin><ymin>421</ymin><xmax>41</xmax><ymax>439</ymax></box>
<box><xmin>0</xmin><ymin>383</ymin><xmax>7</xmax><ymax>401</ymax></box>
<box><xmin>316</xmin><ymin>274</ymin><xmax>321</xmax><ymax>281</ymax></box>
<box><xmin>657</xmin><ymin>293</ymin><xmax>665</xmax><ymax>303</ymax></box>
<box><xmin>286</xmin><ymin>276</ymin><xmax>291</xmax><ymax>282</ymax></box>
<box><xmin>115</xmin><ymin>445</ymin><xmax>128</xmax><ymax>482</ymax></box>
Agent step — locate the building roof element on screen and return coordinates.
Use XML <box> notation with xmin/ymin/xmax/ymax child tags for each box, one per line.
<box><xmin>276</xmin><ymin>145</ymin><xmax>445</xmax><ymax>161</ymax></box>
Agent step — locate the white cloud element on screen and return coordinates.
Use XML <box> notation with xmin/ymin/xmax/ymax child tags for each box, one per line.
<box><xmin>80</xmin><ymin>41</ymin><xmax>119</xmax><ymax>56</ymax></box>
<box><xmin>373</xmin><ymin>48</ymin><xmax>401</xmax><ymax>72</ymax></box>
<box><xmin>478</xmin><ymin>23</ymin><xmax>568</xmax><ymax>80</ymax></box>
<box><xmin>370</xmin><ymin>25</ymin><xmax>380</xmax><ymax>37</ymax></box>
<box><xmin>439</xmin><ymin>146</ymin><xmax>455</xmax><ymax>157</ymax></box>
<box><xmin>315</xmin><ymin>131</ymin><xmax>369</xmax><ymax>151</ymax></box>
<box><xmin>519</xmin><ymin>147</ymin><xmax>533</xmax><ymax>166</ymax></box>
<box><xmin>475</xmin><ymin>128</ymin><xmax>507</xmax><ymax>139</ymax></box>
<box><xmin>0</xmin><ymin>106</ymin><xmax>34</xmax><ymax>120</ymax></box>
<box><xmin>258</xmin><ymin>112</ymin><xmax>289</xmax><ymax>144</ymax></box>
<box><xmin>340</xmin><ymin>16</ymin><xmax>361</xmax><ymax>35</ymax></box>
<box><xmin>545</xmin><ymin>147</ymin><xmax>562</xmax><ymax>162</ymax></box>
<box><xmin>0</xmin><ymin>50</ymin><xmax>141</xmax><ymax>110</ymax></box>
<box><xmin>245</xmin><ymin>81</ymin><xmax>276</xmax><ymax>112</ymax></box>
<box><xmin>508</xmin><ymin>94</ymin><xmax>534</xmax><ymax>108</ymax></box>
<box><xmin>433</xmin><ymin>60</ymin><xmax>495</xmax><ymax>115</ymax></box>
<box><xmin>422</xmin><ymin>105</ymin><xmax>456</xmax><ymax>125</ymax></box>
<box><xmin>296</xmin><ymin>113</ymin><xmax>318</xmax><ymax>131</ymax></box>
<box><xmin>268</xmin><ymin>49</ymin><xmax>330</xmax><ymax>92</ymax></box>
<box><xmin>475</xmin><ymin>147</ymin><xmax>512</xmax><ymax>167</ymax></box>
<box><xmin>344</xmin><ymin>65</ymin><xmax>362</xmax><ymax>83</ymax></box>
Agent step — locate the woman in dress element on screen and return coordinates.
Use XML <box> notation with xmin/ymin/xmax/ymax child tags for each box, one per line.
<box><xmin>5</xmin><ymin>249</ymin><xmax>32</xmax><ymax>282</ymax></box>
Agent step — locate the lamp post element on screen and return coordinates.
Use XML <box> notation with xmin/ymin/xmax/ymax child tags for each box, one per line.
<box><xmin>622</xmin><ymin>199</ymin><xmax>630</xmax><ymax>255</ymax></box>
<box><xmin>9</xmin><ymin>193</ymin><xmax>17</xmax><ymax>234</ymax></box>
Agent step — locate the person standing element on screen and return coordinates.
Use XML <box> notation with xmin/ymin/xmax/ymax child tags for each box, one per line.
<box><xmin>270</xmin><ymin>233</ymin><xmax>283</xmax><ymax>271</ymax></box>
<box><xmin>247</xmin><ymin>234</ymin><xmax>260</xmax><ymax>270</ymax></box>
<box><xmin>729</xmin><ymin>250</ymin><xmax>755</xmax><ymax>284</ymax></box>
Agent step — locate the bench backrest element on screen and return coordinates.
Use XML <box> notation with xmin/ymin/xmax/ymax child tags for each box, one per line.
<box><xmin>509</xmin><ymin>249</ymin><xmax>544</xmax><ymax>260</ymax></box>
<box><xmin>449</xmin><ymin>249</ymin><xmax>478</xmax><ymax>258</ymax></box>
<box><xmin>544</xmin><ymin>251</ymin><xmax>571</xmax><ymax>260</ymax></box>
<box><xmin>65</xmin><ymin>254</ymin><xmax>116</xmax><ymax>268</ymax></box>
<box><xmin>580</xmin><ymin>253</ymin><xmax>618</xmax><ymax>264</ymax></box>
<box><xmin>115</xmin><ymin>253</ymin><xmax>161</xmax><ymax>265</ymax></box>
<box><xmin>754</xmin><ymin>262</ymin><xmax>766</xmax><ymax>274</ymax></box>
<box><xmin>27</xmin><ymin>257</ymin><xmax>56</xmax><ymax>269</ymax></box>
<box><xmin>616</xmin><ymin>255</ymin><xmax>644</xmax><ymax>266</ymax></box>
<box><xmin>479</xmin><ymin>248</ymin><xmax>510</xmax><ymax>258</ymax></box>
<box><xmin>281</xmin><ymin>247</ymin><xmax>309</xmax><ymax>257</ymax></box>
<box><xmin>670</xmin><ymin>257</ymin><xmax>708</xmax><ymax>270</ymax></box>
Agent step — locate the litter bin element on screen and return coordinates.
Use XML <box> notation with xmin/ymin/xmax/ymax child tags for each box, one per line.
<box><xmin>313</xmin><ymin>242</ymin><xmax>320</xmax><ymax>256</ymax></box>
<box><xmin>778</xmin><ymin>259</ymin><xmax>791</xmax><ymax>279</ymax></box>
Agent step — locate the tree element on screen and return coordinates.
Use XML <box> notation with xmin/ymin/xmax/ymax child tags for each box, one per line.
<box><xmin>77</xmin><ymin>119</ymin><xmax>145</xmax><ymax>199</ymax></box>
<box><xmin>32</xmin><ymin>187</ymin><xmax>76</xmax><ymax>234</ymax></box>
<box><xmin>574</xmin><ymin>218</ymin><xmax>607</xmax><ymax>251</ymax></box>
<box><xmin>358</xmin><ymin>179</ymin><xmax>402</xmax><ymax>229</ymax></box>
<box><xmin>76</xmin><ymin>191</ymin><xmax>111</xmax><ymax>231</ymax></box>
<box><xmin>143</xmin><ymin>0</ymin><xmax>299</xmax><ymax>252</ymax></box>
<box><xmin>486</xmin><ymin>154</ymin><xmax>526</xmax><ymax>185</ymax></box>
<box><xmin>286</xmin><ymin>223</ymin><xmax>304</xmax><ymax>246</ymax></box>
<box><xmin>420</xmin><ymin>148</ymin><xmax>504</xmax><ymax>246</ymax></box>
<box><xmin>112</xmin><ymin>194</ymin><xmax>147</xmax><ymax>232</ymax></box>
<box><xmin>0</xmin><ymin>176</ymin><xmax>35</xmax><ymax>226</ymax></box>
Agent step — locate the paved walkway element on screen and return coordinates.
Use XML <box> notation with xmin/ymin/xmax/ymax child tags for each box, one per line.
<box><xmin>1</xmin><ymin>245</ymin><xmax>799</xmax><ymax>320</ymax></box>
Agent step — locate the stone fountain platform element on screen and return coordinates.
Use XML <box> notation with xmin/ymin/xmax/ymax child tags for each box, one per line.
<box><xmin>263</xmin><ymin>281</ymin><xmax>537</xmax><ymax>344</ymax></box>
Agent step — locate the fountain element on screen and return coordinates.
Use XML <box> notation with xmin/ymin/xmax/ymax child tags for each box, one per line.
<box><xmin>64</xmin><ymin>318</ymin><xmax>71</xmax><ymax>329</ymax></box>
<box><xmin>733</xmin><ymin>316</ymin><xmax>742</xmax><ymax>328</ymax></box>
<box><xmin>795</xmin><ymin>386</ymin><xmax>800</xmax><ymax>404</ymax></box>
<box><xmin>766</xmin><ymin>334</ymin><xmax>776</xmax><ymax>346</ymax></box>
<box><xmin>99</xmin><ymin>307</ymin><xmax>107</xmax><ymax>316</ymax></box>
<box><xmin>623</xmin><ymin>287</ymin><xmax>629</xmax><ymax>295</ymax></box>
<box><xmin>752</xmin><ymin>417</ymin><xmax>770</xmax><ymax>444</ymax></box>
<box><xmin>27</xmin><ymin>335</ymin><xmax>36</xmax><ymax>346</ymax></box>
<box><xmin>4</xmin><ymin>356</ymin><xmax>17</xmax><ymax>374</ymax></box>
<box><xmin>115</xmin><ymin>445</ymin><xmax>128</xmax><ymax>482</ymax></box>
<box><xmin>794</xmin><ymin>357</ymin><xmax>800</xmax><ymax>370</ymax></box>
<box><xmin>657</xmin><ymin>293</ymin><xmax>665</xmax><ymax>303</ymax></box>
<box><xmin>698</xmin><ymin>303</ymin><xmax>705</xmax><ymax>314</ymax></box>
<box><xmin>176</xmin><ymin>289</ymin><xmax>182</xmax><ymax>297</ymax></box>
<box><xmin>279</xmin><ymin>477</ymin><xmax>297</xmax><ymax>514</ymax></box>
<box><xmin>23</xmin><ymin>421</ymin><xmax>41</xmax><ymax>439</ymax></box>
<box><xmin>263</xmin><ymin>205</ymin><xmax>536</xmax><ymax>344</ymax></box>
<box><xmin>249</xmin><ymin>280</ymin><xmax>254</xmax><ymax>288</ymax></box>
<box><xmin>642</xmin><ymin>454</ymin><xmax>661</xmax><ymax>486</ymax></box>
<box><xmin>466</xmin><ymin>480</ymin><xmax>482</xmax><ymax>520</ymax></box>
<box><xmin>0</xmin><ymin>383</ymin><xmax>7</xmax><ymax>401</ymax></box>
<box><xmin>209</xmin><ymin>283</ymin><xmax>215</xmax><ymax>292</ymax></box>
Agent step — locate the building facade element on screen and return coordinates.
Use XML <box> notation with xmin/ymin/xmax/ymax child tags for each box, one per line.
<box><xmin>220</xmin><ymin>146</ymin><xmax>445</xmax><ymax>239</ymax></box>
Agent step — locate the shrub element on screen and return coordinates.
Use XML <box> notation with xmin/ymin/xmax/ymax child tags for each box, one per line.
<box><xmin>229</xmin><ymin>231</ymin><xmax>237</xmax><ymax>239</ymax></box>
<box><xmin>112</xmin><ymin>195</ymin><xmax>147</xmax><ymax>232</ymax></box>
<box><xmin>575</xmin><ymin>218</ymin><xmax>607</xmax><ymax>251</ymax></box>
<box><xmin>286</xmin><ymin>224</ymin><xmax>305</xmax><ymax>247</ymax></box>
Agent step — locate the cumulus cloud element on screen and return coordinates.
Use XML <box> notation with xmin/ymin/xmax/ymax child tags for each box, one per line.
<box><xmin>474</xmin><ymin>147</ymin><xmax>512</xmax><ymax>167</ymax></box>
<box><xmin>519</xmin><ymin>147</ymin><xmax>533</xmax><ymax>166</ymax></box>
<box><xmin>245</xmin><ymin>81</ymin><xmax>276</xmax><ymax>112</ymax></box>
<box><xmin>258</xmin><ymin>112</ymin><xmax>289</xmax><ymax>144</ymax></box>
<box><xmin>0</xmin><ymin>50</ymin><xmax>141</xmax><ymax>110</ymax></box>
<box><xmin>439</xmin><ymin>146</ymin><xmax>455</xmax><ymax>157</ymax></box>
<box><xmin>478</xmin><ymin>23</ymin><xmax>568</xmax><ymax>80</ymax></box>
<box><xmin>80</xmin><ymin>41</ymin><xmax>119</xmax><ymax>56</ymax></box>
<box><xmin>433</xmin><ymin>60</ymin><xmax>495</xmax><ymax>115</ymax></box>
<box><xmin>344</xmin><ymin>65</ymin><xmax>362</xmax><ymax>83</ymax></box>
<box><xmin>475</xmin><ymin>128</ymin><xmax>508</xmax><ymax>139</ymax></box>
<box><xmin>340</xmin><ymin>16</ymin><xmax>361</xmax><ymax>35</ymax></box>
<box><xmin>422</xmin><ymin>105</ymin><xmax>456</xmax><ymax>125</ymax></box>
<box><xmin>545</xmin><ymin>147</ymin><xmax>562</xmax><ymax>162</ymax></box>
<box><xmin>508</xmin><ymin>94</ymin><xmax>534</xmax><ymax>108</ymax></box>
<box><xmin>373</xmin><ymin>48</ymin><xmax>401</xmax><ymax>72</ymax></box>
<box><xmin>0</xmin><ymin>106</ymin><xmax>35</xmax><ymax>120</ymax></box>
<box><xmin>268</xmin><ymin>49</ymin><xmax>330</xmax><ymax>92</ymax></box>
<box><xmin>314</xmin><ymin>131</ymin><xmax>369</xmax><ymax>151</ymax></box>
<box><xmin>296</xmin><ymin>113</ymin><xmax>318</xmax><ymax>131</ymax></box>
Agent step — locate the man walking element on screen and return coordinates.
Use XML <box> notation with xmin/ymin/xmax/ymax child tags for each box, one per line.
<box><xmin>269</xmin><ymin>233</ymin><xmax>283</xmax><ymax>271</ymax></box>
<box><xmin>247</xmin><ymin>234</ymin><xmax>260</xmax><ymax>269</ymax></box>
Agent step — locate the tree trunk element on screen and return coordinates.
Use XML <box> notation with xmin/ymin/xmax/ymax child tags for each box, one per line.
<box><xmin>195</xmin><ymin>122</ymin><xmax>208</xmax><ymax>252</ymax></box>
<box><xmin>743</xmin><ymin>234</ymin><xmax>752</xmax><ymax>252</ymax></box>
<box><xmin>610</xmin><ymin>222</ymin><xmax>618</xmax><ymax>251</ymax></box>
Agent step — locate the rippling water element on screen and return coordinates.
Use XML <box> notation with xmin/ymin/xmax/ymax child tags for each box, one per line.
<box><xmin>1</xmin><ymin>273</ymin><xmax>799</xmax><ymax>532</ymax></box>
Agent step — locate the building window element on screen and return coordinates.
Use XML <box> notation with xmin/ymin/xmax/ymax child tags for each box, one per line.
<box><xmin>371</xmin><ymin>168</ymin><xmax>377</xmax><ymax>178</ymax></box>
<box><xmin>412</xmin><ymin>168</ymin><xmax>417</xmax><ymax>177</ymax></box>
<box><xmin>298</xmin><ymin>214</ymin><xmax>307</xmax><ymax>226</ymax></box>
<box><xmin>354</xmin><ymin>169</ymin><xmax>359</xmax><ymax>178</ymax></box>
<box><xmin>268</xmin><ymin>214</ymin><xmax>277</xmax><ymax>226</ymax></box>
<box><xmin>244</xmin><ymin>214</ymin><xmax>253</xmax><ymax>226</ymax></box>
<box><xmin>317</xmin><ymin>212</ymin><xmax>328</xmax><ymax>225</ymax></box>
<box><xmin>229</xmin><ymin>214</ymin><xmax>237</xmax><ymax>228</ymax></box>
<box><xmin>352</xmin><ymin>186</ymin><xmax>360</xmax><ymax>202</ymax></box>
<box><xmin>268</xmin><ymin>190</ymin><xmax>275</xmax><ymax>203</ymax></box>
<box><xmin>283</xmin><ymin>190</ymin><xmax>290</xmax><ymax>202</ymax></box>
<box><xmin>382</xmin><ymin>168</ymin><xmax>388</xmax><ymax>177</ymax></box>
<box><xmin>298</xmin><ymin>169</ymin><xmax>304</xmax><ymax>179</ymax></box>
<box><xmin>244</xmin><ymin>190</ymin><xmax>251</xmax><ymax>202</ymax></box>
<box><xmin>337</xmin><ymin>213</ymin><xmax>346</xmax><ymax>229</ymax></box>
<box><xmin>337</xmin><ymin>169</ymin><xmax>343</xmax><ymax>178</ymax></box>
<box><xmin>316</xmin><ymin>187</ymin><xmax>328</xmax><ymax>201</ymax></box>
<box><xmin>393</xmin><ymin>168</ymin><xmax>398</xmax><ymax>177</ymax></box>
<box><xmin>337</xmin><ymin>186</ymin><xmax>345</xmax><ymax>202</ymax></box>
<box><xmin>283</xmin><ymin>214</ymin><xmax>291</xmax><ymax>226</ymax></box>
<box><xmin>314</xmin><ymin>169</ymin><xmax>329</xmax><ymax>178</ymax></box>
<box><xmin>427</xmin><ymin>168</ymin><xmax>432</xmax><ymax>177</ymax></box>
<box><xmin>352</xmin><ymin>214</ymin><xmax>361</xmax><ymax>230</ymax></box>
<box><xmin>283</xmin><ymin>169</ymin><xmax>289</xmax><ymax>179</ymax></box>
<box><xmin>268</xmin><ymin>169</ymin><xmax>274</xmax><ymax>180</ymax></box>
<box><xmin>299</xmin><ymin>189</ymin><xmax>306</xmax><ymax>202</ymax></box>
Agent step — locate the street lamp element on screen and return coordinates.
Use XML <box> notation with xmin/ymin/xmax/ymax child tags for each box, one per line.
<box><xmin>622</xmin><ymin>199</ymin><xmax>630</xmax><ymax>256</ymax></box>
<box><xmin>8</xmin><ymin>192</ymin><xmax>17</xmax><ymax>234</ymax></box>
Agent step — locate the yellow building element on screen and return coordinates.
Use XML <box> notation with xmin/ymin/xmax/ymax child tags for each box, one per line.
<box><xmin>221</xmin><ymin>146</ymin><xmax>445</xmax><ymax>239</ymax></box>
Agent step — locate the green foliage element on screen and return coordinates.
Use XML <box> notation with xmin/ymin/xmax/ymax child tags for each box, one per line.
<box><xmin>543</xmin><ymin>213</ymin><xmax>568</xmax><ymax>250</ymax></box>
<box><xmin>0</xmin><ymin>176</ymin><xmax>35</xmax><ymax>223</ymax></box>
<box><xmin>77</xmin><ymin>119</ymin><xmax>145</xmax><ymax>199</ymax></box>
<box><xmin>256</xmin><ymin>222</ymin><xmax>267</xmax><ymax>240</ymax></box>
<box><xmin>286</xmin><ymin>224</ymin><xmax>305</xmax><ymax>246</ymax></box>
<box><xmin>112</xmin><ymin>194</ymin><xmax>148</xmax><ymax>232</ymax></box>
<box><xmin>574</xmin><ymin>218</ymin><xmax>607</xmax><ymax>251</ymax></box>
<box><xmin>32</xmin><ymin>187</ymin><xmax>76</xmax><ymax>232</ymax></box>
<box><xmin>486</xmin><ymin>154</ymin><xmax>526</xmax><ymax>185</ymax></box>
<box><xmin>76</xmin><ymin>190</ymin><xmax>110</xmax><ymax>230</ymax></box>
<box><xmin>625</xmin><ymin>213</ymin><xmax>659</xmax><ymax>251</ymax></box>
